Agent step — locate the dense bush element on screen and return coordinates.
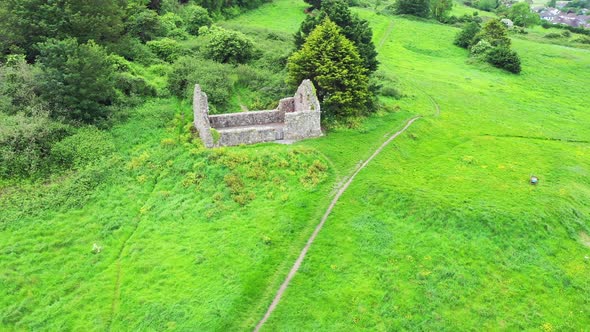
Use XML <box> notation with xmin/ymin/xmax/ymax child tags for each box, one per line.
<box><xmin>304</xmin><ymin>0</ymin><xmax>322</xmax><ymax>9</ymax></box>
<box><xmin>394</xmin><ymin>0</ymin><xmax>431</xmax><ymax>17</ymax></box>
<box><xmin>465</xmin><ymin>0</ymin><xmax>498</xmax><ymax>11</ymax></box>
<box><xmin>185</xmin><ymin>5</ymin><xmax>213</xmax><ymax>35</ymax></box>
<box><xmin>36</xmin><ymin>39</ymin><xmax>117</xmax><ymax>123</ymax></box>
<box><xmin>0</xmin><ymin>0</ymin><xmax>126</xmax><ymax>59</ymax></box>
<box><xmin>126</xmin><ymin>9</ymin><xmax>164</xmax><ymax>43</ymax></box>
<box><xmin>541</xmin><ymin>20</ymin><xmax>590</xmax><ymax>36</ymax></box>
<box><xmin>454</xmin><ymin>22</ymin><xmax>481</xmax><ymax>49</ymax></box>
<box><xmin>234</xmin><ymin>65</ymin><xmax>291</xmax><ymax>109</ymax></box>
<box><xmin>0</xmin><ymin>112</ymin><xmax>72</xmax><ymax>178</ymax></box>
<box><xmin>475</xmin><ymin>19</ymin><xmax>511</xmax><ymax>48</ymax></box>
<box><xmin>455</xmin><ymin>19</ymin><xmax>520</xmax><ymax>73</ymax></box>
<box><xmin>486</xmin><ymin>46</ymin><xmax>521</xmax><ymax>73</ymax></box>
<box><xmin>573</xmin><ymin>36</ymin><xmax>590</xmax><ymax>44</ymax></box>
<box><xmin>0</xmin><ymin>55</ymin><xmax>43</xmax><ymax>115</ymax></box>
<box><xmin>380</xmin><ymin>86</ymin><xmax>403</xmax><ymax>99</ymax></box>
<box><xmin>200</xmin><ymin>26</ymin><xmax>256</xmax><ymax>64</ymax></box>
<box><xmin>146</xmin><ymin>38</ymin><xmax>186</xmax><ymax>62</ymax></box>
<box><xmin>470</xmin><ymin>40</ymin><xmax>492</xmax><ymax>57</ymax></box>
<box><xmin>544</xmin><ymin>32</ymin><xmax>562</xmax><ymax>39</ymax></box>
<box><xmin>431</xmin><ymin>0</ymin><xmax>453</xmax><ymax>22</ymax></box>
<box><xmin>191</xmin><ymin>0</ymin><xmax>272</xmax><ymax>13</ymax></box>
<box><xmin>160</xmin><ymin>12</ymin><xmax>188</xmax><ymax>39</ymax></box>
<box><xmin>51</xmin><ymin>127</ymin><xmax>115</xmax><ymax>169</ymax></box>
<box><xmin>106</xmin><ymin>36</ymin><xmax>159</xmax><ymax>65</ymax></box>
<box><xmin>114</xmin><ymin>73</ymin><xmax>157</xmax><ymax>98</ymax></box>
<box><xmin>168</xmin><ymin>57</ymin><xmax>234</xmax><ymax>113</ymax></box>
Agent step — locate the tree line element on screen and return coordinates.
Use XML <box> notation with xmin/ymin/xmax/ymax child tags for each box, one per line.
<box><xmin>0</xmin><ymin>0</ymin><xmax>268</xmax><ymax>179</ymax></box>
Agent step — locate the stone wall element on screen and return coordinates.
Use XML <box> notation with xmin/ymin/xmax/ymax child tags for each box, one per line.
<box><xmin>209</xmin><ymin>109</ymin><xmax>284</xmax><ymax>128</ymax></box>
<box><xmin>216</xmin><ymin>125</ymin><xmax>282</xmax><ymax>147</ymax></box>
<box><xmin>193</xmin><ymin>85</ymin><xmax>214</xmax><ymax>148</ymax></box>
<box><xmin>294</xmin><ymin>80</ymin><xmax>320</xmax><ymax>113</ymax></box>
<box><xmin>284</xmin><ymin>110</ymin><xmax>322</xmax><ymax>140</ymax></box>
<box><xmin>193</xmin><ymin>79</ymin><xmax>322</xmax><ymax>148</ymax></box>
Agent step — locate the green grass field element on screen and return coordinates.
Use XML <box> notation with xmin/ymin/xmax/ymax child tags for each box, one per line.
<box><xmin>1</xmin><ymin>0</ymin><xmax>590</xmax><ymax>330</ymax></box>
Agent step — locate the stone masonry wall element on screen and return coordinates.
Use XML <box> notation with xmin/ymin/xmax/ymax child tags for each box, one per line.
<box><xmin>193</xmin><ymin>79</ymin><xmax>322</xmax><ymax>148</ymax></box>
<box><xmin>284</xmin><ymin>110</ymin><xmax>322</xmax><ymax>140</ymax></box>
<box><xmin>193</xmin><ymin>85</ymin><xmax>214</xmax><ymax>148</ymax></box>
<box><xmin>209</xmin><ymin>109</ymin><xmax>284</xmax><ymax>128</ymax></box>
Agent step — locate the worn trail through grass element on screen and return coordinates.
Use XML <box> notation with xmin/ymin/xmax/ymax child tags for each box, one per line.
<box><xmin>107</xmin><ymin>174</ymin><xmax>162</xmax><ymax>329</ymax></box>
<box><xmin>253</xmin><ymin>115</ymin><xmax>422</xmax><ymax>331</ymax></box>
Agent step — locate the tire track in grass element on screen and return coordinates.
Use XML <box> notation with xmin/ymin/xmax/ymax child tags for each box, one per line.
<box><xmin>107</xmin><ymin>175</ymin><xmax>161</xmax><ymax>330</ymax></box>
<box><xmin>378</xmin><ymin>20</ymin><xmax>395</xmax><ymax>50</ymax></box>
<box><xmin>253</xmin><ymin>116</ymin><xmax>422</xmax><ymax>331</ymax></box>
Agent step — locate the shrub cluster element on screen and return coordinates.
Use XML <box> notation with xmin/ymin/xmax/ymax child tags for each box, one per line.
<box><xmin>0</xmin><ymin>112</ymin><xmax>71</xmax><ymax>178</ymax></box>
<box><xmin>541</xmin><ymin>20</ymin><xmax>590</xmax><ymax>36</ymax></box>
<box><xmin>454</xmin><ymin>19</ymin><xmax>521</xmax><ymax>74</ymax></box>
<box><xmin>199</xmin><ymin>26</ymin><xmax>256</xmax><ymax>64</ymax></box>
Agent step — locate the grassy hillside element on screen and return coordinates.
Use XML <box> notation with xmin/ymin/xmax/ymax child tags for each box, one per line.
<box><xmin>261</xmin><ymin>6</ymin><xmax>590</xmax><ymax>331</ymax></box>
<box><xmin>1</xmin><ymin>0</ymin><xmax>589</xmax><ymax>330</ymax></box>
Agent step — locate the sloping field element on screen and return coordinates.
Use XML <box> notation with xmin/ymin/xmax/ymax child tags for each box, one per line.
<box><xmin>1</xmin><ymin>0</ymin><xmax>589</xmax><ymax>331</ymax></box>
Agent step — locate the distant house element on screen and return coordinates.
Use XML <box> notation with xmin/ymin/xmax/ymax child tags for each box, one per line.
<box><xmin>540</xmin><ymin>7</ymin><xmax>590</xmax><ymax>29</ymax></box>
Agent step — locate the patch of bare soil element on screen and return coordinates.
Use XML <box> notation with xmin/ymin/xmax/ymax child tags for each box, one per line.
<box><xmin>580</xmin><ymin>231</ymin><xmax>590</xmax><ymax>248</ymax></box>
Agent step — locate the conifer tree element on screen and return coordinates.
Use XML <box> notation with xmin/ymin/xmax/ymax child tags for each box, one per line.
<box><xmin>294</xmin><ymin>0</ymin><xmax>378</xmax><ymax>74</ymax></box>
<box><xmin>287</xmin><ymin>19</ymin><xmax>371</xmax><ymax>122</ymax></box>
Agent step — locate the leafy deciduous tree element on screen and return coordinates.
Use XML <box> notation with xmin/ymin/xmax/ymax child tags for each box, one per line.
<box><xmin>0</xmin><ymin>55</ymin><xmax>42</xmax><ymax>114</ymax></box>
<box><xmin>36</xmin><ymin>39</ymin><xmax>117</xmax><ymax>123</ymax></box>
<box><xmin>185</xmin><ymin>5</ymin><xmax>213</xmax><ymax>35</ymax></box>
<box><xmin>126</xmin><ymin>9</ymin><xmax>163</xmax><ymax>42</ymax></box>
<box><xmin>506</xmin><ymin>2</ymin><xmax>540</xmax><ymax>27</ymax></box>
<box><xmin>0</xmin><ymin>0</ymin><xmax>126</xmax><ymax>59</ymax></box>
<box><xmin>431</xmin><ymin>0</ymin><xmax>453</xmax><ymax>22</ymax></box>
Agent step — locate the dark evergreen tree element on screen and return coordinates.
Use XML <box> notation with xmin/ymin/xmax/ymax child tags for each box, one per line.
<box><xmin>294</xmin><ymin>0</ymin><xmax>378</xmax><ymax>74</ymax></box>
<box><xmin>394</xmin><ymin>0</ymin><xmax>431</xmax><ymax>17</ymax></box>
<box><xmin>288</xmin><ymin>19</ymin><xmax>371</xmax><ymax>122</ymax></box>
<box><xmin>304</xmin><ymin>0</ymin><xmax>323</xmax><ymax>10</ymax></box>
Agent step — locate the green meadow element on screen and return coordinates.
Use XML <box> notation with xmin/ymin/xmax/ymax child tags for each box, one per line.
<box><xmin>1</xmin><ymin>0</ymin><xmax>590</xmax><ymax>330</ymax></box>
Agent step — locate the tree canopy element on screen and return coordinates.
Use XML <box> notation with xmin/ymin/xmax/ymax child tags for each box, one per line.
<box><xmin>36</xmin><ymin>39</ymin><xmax>117</xmax><ymax>123</ymax></box>
<box><xmin>506</xmin><ymin>2</ymin><xmax>540</xmax><ymax>27</ymax></box>
<box><xmin>394</xmin><ymin>0</ymin><xmax>431</xmax><ymax>18</ymax></box>
<box><xmin>294</xmin><ymin>0</ymin><xmax>378</xmax><ymax>74</ymax></box>
<box><xmin>431</xmin><ymin>0</ymin><xmax>453</xmax><ymax>22</ymax></box>
<box><xmin>476</xmin><ymin>19</ymin><xmax>511</xmax><ymax>48</ymax></box>
<box><xmin>0</xmin><ymin>0</ymin><xmax>126</xmax><ymax>59</ymax></box>
<box><xmin>288</xmin><ymin>19</ymin><xmax>371</xmax><ymax>122</ymax></box>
